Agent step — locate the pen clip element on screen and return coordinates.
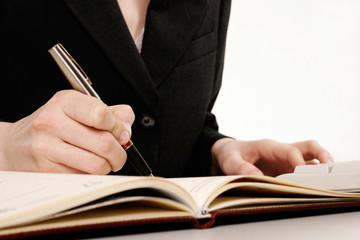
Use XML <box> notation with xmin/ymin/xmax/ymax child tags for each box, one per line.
<box><xmin>57</xmin><ymin>44</ymin><xmax>93</xmax><ymax>86</ymax></box>
<box><xmin>48</xmin><ymin>43</ymin><xmax>154</xmax><ymax>177</ymax></box>
<box><xmin>49</xmin><ymin>43</ymin><xmax>100</xmax><ymax>99</ymax></box>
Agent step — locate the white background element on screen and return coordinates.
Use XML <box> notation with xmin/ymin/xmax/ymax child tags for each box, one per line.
<box><xmin>213</xmin><ymin>0</ymin><xmax>360</xmax><ymax>162</ymax></box>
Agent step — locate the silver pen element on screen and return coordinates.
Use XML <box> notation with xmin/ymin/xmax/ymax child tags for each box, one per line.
<box><xmin>48</xmin><ymin>43</ymin><xmax>154</xmax><ymax>177</ymax></box>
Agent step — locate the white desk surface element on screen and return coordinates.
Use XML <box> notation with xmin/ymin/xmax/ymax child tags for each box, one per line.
<box><xmin>87</xmin><ymin>211</ymin><xmax>360</xmax><ymax>240</ymax></box>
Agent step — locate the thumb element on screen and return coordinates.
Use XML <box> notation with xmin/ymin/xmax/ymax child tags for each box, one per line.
<box><xmin>235</xmin><ymin>161</ymin><xmax>264</xmax><ymax>176</ymax></box>
<box><xmin>222</xmin><ymin>156</ymin><xmax>264</xmax><ymax>176</ymax></box>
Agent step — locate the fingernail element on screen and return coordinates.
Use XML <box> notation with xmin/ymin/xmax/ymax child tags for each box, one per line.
<box><xmin>124</xmin><ymin>122</ymin><xmax>132</xmax><ymax>137</ymax></box>
<box><xmin>119</xmin><ymin>131</ymin><xmax>130</xmax><ymax>145</ymax></box>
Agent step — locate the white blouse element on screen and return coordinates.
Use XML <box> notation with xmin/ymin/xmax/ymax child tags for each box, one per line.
<box><xmin>135</xmin><ymin>29</ymin><xmax>145</xmax><ymax>53</ymax></box>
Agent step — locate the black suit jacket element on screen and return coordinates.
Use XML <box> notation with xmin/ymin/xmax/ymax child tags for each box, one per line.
<box><xmin>1</xmin><ymin>0</ymin><xmax>232</xmax><ymax>177</ymax></box>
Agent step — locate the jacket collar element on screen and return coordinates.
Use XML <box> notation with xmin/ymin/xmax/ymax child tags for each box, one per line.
<box><xmin>65</xmin><ymin>0</ymin><xmax>209</xmax><ymax>116</ymax></box>
<box><xmin>141</xmin><ymin>1</ymin><xmax>210</xmax><ymax>87</ymax></box>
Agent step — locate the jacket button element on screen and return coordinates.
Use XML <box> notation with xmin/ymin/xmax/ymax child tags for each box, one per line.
<box><xmin>141</xmin><ymin>114</ymin><xmax>155</xmax><ymax>128</ymax></box>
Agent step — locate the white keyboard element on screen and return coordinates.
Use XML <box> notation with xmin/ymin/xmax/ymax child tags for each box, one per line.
<box><xmin>277</xmin><ymin>160</ymin><xmax>360</xmax><ymax>193</ymax></box>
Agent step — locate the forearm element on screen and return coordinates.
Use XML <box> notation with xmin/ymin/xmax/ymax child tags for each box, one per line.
<box><xmin>210</xmin><ymin>137</ymin><xmax>234</xmax><ymax>175</ymax></box>
<box><xmin>0</xmin><ymin>121</ymin><xmax>11</xmax><ymax>170</ymax></box>
<box><xmin>187</xmin><ymin>123</ymin><xmax>228</xmax><ymax>176</ymax></box>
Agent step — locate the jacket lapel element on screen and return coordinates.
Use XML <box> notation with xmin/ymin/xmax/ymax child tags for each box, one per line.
<box><xmin>64</xmin><ymin>0</ymin><xmax>210</xmax><ymax>114</ymax></box>
<box><xmin>142</xmin><ymin>1</ymin><xmax>210</xmax><ymax>86</ymax></box>
<box><xmin>65</xmin><ymin>0</ymin><xmax>159</xmax><ymax>115</ymax></box>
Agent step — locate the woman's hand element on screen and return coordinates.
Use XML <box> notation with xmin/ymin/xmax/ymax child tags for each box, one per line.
<box><xmin>211</xmin><ymin>138</ymin><xmax>333</xmax><ymax>176</ymax></box>
<box><xmin>0</xmin><ymin>90</ymin><xmax>135</xmax><ymax>174</ymax></box>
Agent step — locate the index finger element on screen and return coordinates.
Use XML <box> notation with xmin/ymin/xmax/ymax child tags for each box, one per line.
<box><xmin>291</xmin><ymin>140</ymin><xmax>334</xmax><ymax>164</ymax></box>
<box><xmin>256</xmin><ymin>140</ymin><xmax>306</xmax><ymax>168</ymax></box>
<box><xmin>51</xmin><ymin>90</ymin><xmax>124</xmax><ymax>139</ymax></box>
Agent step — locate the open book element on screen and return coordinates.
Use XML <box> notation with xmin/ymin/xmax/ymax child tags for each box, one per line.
<box><xmin>1</xmin><ymin>171</ymin><xmax>360</xmax><ymax>239</ymax></box>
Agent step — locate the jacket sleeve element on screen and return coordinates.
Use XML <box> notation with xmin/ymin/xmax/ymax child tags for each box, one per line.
<box><xmin>185</xmin><ymin>0</ymin><xmax>232</xmax><ymax>176</ymax></box>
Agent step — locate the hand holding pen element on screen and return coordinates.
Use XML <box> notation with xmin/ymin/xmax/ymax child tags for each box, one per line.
<box><xmin>0</xmin><ymin>86</ymin><xmax>135</xmax><ymax>174</ymax></box>
<box><xmin>49</xmin><ymin>43</ymin><xmax>153</xmax><ymax>177</ymax></box>
<box><xmin>0</xmin><ymin>44</ymin><xmax>144</xmax><ymax>174</ymax></box>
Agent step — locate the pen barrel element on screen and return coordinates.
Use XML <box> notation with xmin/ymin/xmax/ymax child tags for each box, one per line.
<box><xmin>125</xmin><ymin>143</ymin><xmax>153</xmax><ymax>176</ymax></box>
<box><xmin>49</xmin><ymin>43</ymin><xmax>152</xmax><ymax>177</ymax></box>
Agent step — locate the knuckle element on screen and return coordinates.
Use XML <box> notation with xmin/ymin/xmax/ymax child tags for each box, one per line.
<box><xmin>220</xmin><ymin>152</ymin><xmax>239</xmax><ymax>169</ymax></box>
<box><xmin>91</xmin><ymin>103</ymin><xmax>111</xmax><ymax>126</ymax></box>
<box><xmin>38</xmin><ymin>162</ymin><xmax>57</xmax><ymax>173</ymax></box>
<box><xmin>124</xmin><ymin>105</ymin><xmax>135</xmax><ymax>121</ymax></box>
<box><xmin>32</xmin><ymin>113</ymin><xmax>55</xmax><ymax>131</ymax></box>
<box><xmin>259</xmin><ymin>139</ymin><xmax>277</xmax><ymax>146</ymax></box>
<box><xmin>306</xmin><ymin>139</ymin><xmax>319</xmax><ymax>148</ymax></box>
<box><xmin>116</xmin><ymin>153</ymin><xmax>126</xmax><ymax>171</ymax></box>
<box><xmin>114</xmin><ymin>105</ymin><xmax>135</xmax><ymax>122</ymax></box>
<box><xmin>50</xmin><ymin>90</ymin><xmax>70</xmax><ymax>104</ymax></box>
<box><xmin>96</xmin><ymin>132</ymin><xmax>115</xmax><ymax>154</ymax></box>
<box><xmin>31</xmin><ymin>149</ymin><xmax>55</xmax><ymax>173</ymax></box>
<box><xmin>53</xmin><ymin>90</ymin><xmax>67</xmax><ymax>98</ymax></box>
<box><xmin>88</xmin><ymin>157</ymin><xmax>111</xmax><ymax>175</ymax></box>
<box><xmin>256</xmin><ymin>139</ymin><xmax>276</xmax><ymax>150</ymax></box>
<box><xmin>111</xmin><ymin>120</ymin><xmax>123</xmax><ymax>139</ymax></box>
<box><xmin>260</xmin><ymin>138</ymin><xmax>273</xmax><ymax>143</ymax></box>
<box><xmin>30</xmin><ymin>139</ymin><xmax>49</xmax><ymax>158</ymax></box>
<box><xmin>121</xmin><ymin>104</ymin><xmax>133</xmax><ymax>113</ymax></box>
<box><xmin>288</xmin><ymin>147</ymin><xmax>302</xmax><ymax>159</ymax></box>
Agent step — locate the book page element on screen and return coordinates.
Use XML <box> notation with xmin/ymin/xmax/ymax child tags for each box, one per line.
<box><xmin>168</xmin><ymin>175</ymin><xmax>295</xmax><ymax>212</ymax></box>
<box><xmin>0</xmin><ymin>200</ymin><xmax>195</xmax><ymax>238</ymax></box>
<box><xmin>0</xmin><ymin>171</ymin><xmax>142</xmax><ymax>228</ymax></box>
<box><xmin>0</xmin><ymin>171</ymin><xmax>203</xmax><ymax>230</ymax></box>
<box><xmin>169</xmin><ymin>175</ymin><xmax>360</xmax><ymax>217</ymax></box>
<box><xmin>168</xmin><ymin>176</ymin><xmax>241</xmax><ymax>216</ymax></box>
<box><xmin>208</xmin><ymin>196</ymin><xmax>349</xmax><ymax>212</ymax></box>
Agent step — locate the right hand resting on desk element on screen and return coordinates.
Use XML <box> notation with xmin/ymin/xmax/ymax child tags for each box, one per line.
<box><xmin>0</xmin><ymin>90</ymin><xmax>135</xmax><ymax>174</ymax></box>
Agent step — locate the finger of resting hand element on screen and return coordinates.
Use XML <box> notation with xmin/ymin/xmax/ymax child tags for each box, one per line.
<box><xmin>234</xmin><ymin>161</ymin><xmax>264</xmax><ymax>175</ymax></box>
<box><xmin>258</xmin><ymin>140</ymin><xmax>306</xmax><ymax>168</ymax></box>
<box><xmin>53</xmin><ymin>90</ymin><xmax>124</xmax><ymax>139</ymax></box>
<box><xmin>291</xmin><ymin>140</ymin><xmax>333</xmax><ymax>163</ymax></box>
<box><xmin>221</xmin><ymin>152</ymin><xmax>263</xmax><ymax>175</ymax></box>
<box><xmin>305</xmin><ymin>159</ymin><xmax>320</xmax><ymax>165</ymax></box>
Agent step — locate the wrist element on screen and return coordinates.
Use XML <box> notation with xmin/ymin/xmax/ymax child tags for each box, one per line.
<box><xmin>0</xmin><ymin>121</ymin><xmax>11</xmax><ymax>170</ymax></box>
<box><xmin>211</xmin><ymin>137</ymin><xmax>235</xmax><ymax>157</ymax></box>
<box><xmin>210</xmin><ymin>137</ymin><xmax>235</xmax><ymax>175</ymax></box>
